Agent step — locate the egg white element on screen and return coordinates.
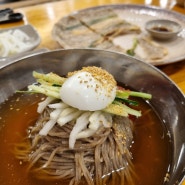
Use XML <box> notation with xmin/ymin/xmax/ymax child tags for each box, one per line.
<box><xmin>60</xmin><ymin>71</ymin><xmax>116</xmax><ymax>111</ymax></box>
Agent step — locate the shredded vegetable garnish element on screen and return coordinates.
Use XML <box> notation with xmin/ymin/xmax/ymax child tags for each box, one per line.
<box><xmin>126</xmin><ymin>38</ymin><xmax>138</xmax><ymax>56</ymax></box>
<box><xmin>18</xmin><ymin>67</ymin><xmax>152</xmax><ymax>148</ymax></box>
<box><xmin>0</xmin><ymin>29</ymin><xmax>32</xmax><ymax>57</ymax></box>
<box><xmin>26</xmin><ymin>70</ymin><xmax>151</xmax><ymax>117</ymax></box>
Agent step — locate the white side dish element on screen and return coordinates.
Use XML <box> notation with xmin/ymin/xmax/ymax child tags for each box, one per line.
<box><xmin>0</xmin><ymin>24</ymin><xmax>41</xmax><ymax>58</ymax></box>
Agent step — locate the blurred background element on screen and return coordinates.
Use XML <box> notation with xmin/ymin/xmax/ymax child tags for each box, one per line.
<box><xmin>0</xmin><ymin>0</ymin><xmax>21</xmax><ymax>3</ymax></box>
<box><xmin>0</xmin><ymin>0</ymin><xmax>59</xmax><ymax>4</ymax></box>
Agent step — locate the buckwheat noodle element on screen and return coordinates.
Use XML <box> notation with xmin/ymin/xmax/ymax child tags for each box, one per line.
<box><xmin>15</xmin><ymin>106</ymin><xmax>135</xmax><ymax>185</ymax></box>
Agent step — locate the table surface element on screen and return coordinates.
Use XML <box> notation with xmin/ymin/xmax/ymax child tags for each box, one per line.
<box><xmin>1</xmin><ymin>0</ymin><xmax>185</xmax><ymax>94</ymax></box>
<box><xmin>0</xmin><ymin>0</ymin><xmax>185</xmax><ymax>184</ymax></box>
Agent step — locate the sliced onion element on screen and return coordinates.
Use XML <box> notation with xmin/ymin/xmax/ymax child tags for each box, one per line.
<box><xmin>59</xmin><ymin>107</ymin><xmax>76</xmax><ymax>117</ymax></box>
<box><xmin>48</xmin><ymin>102</ymin><xmax>68</xmax><ymax>109</ymax></box>
<box><xmin>37</xmin><ymin>97</ymin><xmax>55</xmax><ymax>113</ymax></box>
<box><xmin>88</xmin><ymin>111</ymin><xmax>102</xmax><ymax>130</ymax></box>
<box><xmin>0</xmin><ymin>29</ymin><xmax>32</xmax><ymax>57</ymax></box>
<box><xmin>39</xmin><ymin>108</ymin><xmax>62</xmax><ymax>135</ymax></box>
<box><xmin>50</xmin><ymin>108</ymin><xmax>63</xmax><ymax>120</ymax></box>
<box><xmin>99</xmin><ymin>113</ymin><xmax>112</xmax><ymax>128</ymax></box>
<box><xmin>69</xmin><ymin>112</ymin><xmax>91</xmax><ymax>149</ymax></box>
<box><xmin>77</xmin><ymin>129</ymin><xmax>96</xmax><ymax>139</ymax></box>
<box><xmin>39</xmin><ymin>119</ymin><xmax>56</xmax><ymax>136</ymax></box>
<box><xmin>57</xmin><ymin>110</ymin><xmax>83</xmax><ymax>126</ymax></box>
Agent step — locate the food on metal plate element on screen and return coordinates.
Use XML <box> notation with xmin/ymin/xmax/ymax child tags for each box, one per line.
<box><xmin>52</xmin><ymin>8</ymin><xmax>168</xmax><ymax>63</ymax></box>
<box><xmin>71</xmin><ymin>8</ymin><xmax>141</xmax><ymax>37</ymax></box>
<box><xmin>137</xmin><ymin>36</ymin><xmax>168</xmax><ymax>60</ymax></box>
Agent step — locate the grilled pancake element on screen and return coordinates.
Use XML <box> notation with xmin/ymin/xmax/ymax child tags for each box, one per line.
<box><xmin>52</xmin><ymin>8</ymin><xmax>168</xmax><ymax>64</ymax></box>
<box><xmin>52</xmin><ymin>16</ymin><xmax>103</xmax><ymax>49</ymax></box>
<box><xmin>72</xmin><ymin>8</ymin><xmax>141</xmax><ymax>37</ymax></box>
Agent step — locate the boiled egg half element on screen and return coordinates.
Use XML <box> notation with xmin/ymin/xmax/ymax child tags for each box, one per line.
<box><xmin>60</xmin><ymin>66</ymin><xmax>117</xmax><ymax>111</ymax></box>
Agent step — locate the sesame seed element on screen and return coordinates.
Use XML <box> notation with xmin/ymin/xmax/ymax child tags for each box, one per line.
<box><xmin>68</xmin><ymin>66</ymin><xmax>116</xmax><ymax>98</ymax></box>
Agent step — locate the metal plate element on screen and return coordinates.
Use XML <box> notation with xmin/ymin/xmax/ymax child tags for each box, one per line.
<box><xmin>52</xmin><ymin>4</ymin><xmax>185</xmax><ymax>66</ymax></box>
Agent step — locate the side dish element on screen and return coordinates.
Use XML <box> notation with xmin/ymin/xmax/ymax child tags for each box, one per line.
<box><xmin>52</xmin><ymin>8</ymin><xmax>169</xmax><ymax>63</ymax></box>
<box><xmin>0</xmin><ymin>29</ymin><xmax>32</xmax><ymax>57</ymax></box>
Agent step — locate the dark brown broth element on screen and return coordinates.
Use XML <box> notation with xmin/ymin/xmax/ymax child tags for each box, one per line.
<box><xmin>152</xmin><ymin>26</ymin><xmax>171</xmax><ymax>32</ymax></box>
<box><xmin>0</xmin><ymin>93</ymin><xmax>170</xmax><ymax>185</ymax></box>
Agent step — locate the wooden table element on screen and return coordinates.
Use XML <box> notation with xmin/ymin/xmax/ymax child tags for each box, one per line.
<box><xmin>0</xmin><ymin>0</ymin><xmax>185</xmax><ymax>91</ymax></box>
<box><xmin>0</xmin><ymin>1</ymin><xmax>184</xmax><ymax>91</ymax></box>
<box><xmin>0</xmin><ymin>0</ymin><xmax>185</xmax><ymax>184</ymax></box>
<box><xmin>1</xmin><ymin>0</ymin><xmax>185</xmax><ymax>97</ymax></box>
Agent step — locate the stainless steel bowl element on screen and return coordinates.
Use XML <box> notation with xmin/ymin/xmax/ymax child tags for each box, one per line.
<box><xmin>0</xmin><ymin>49</ymin><xmax>185</xmax><ymax>184</ymax></box>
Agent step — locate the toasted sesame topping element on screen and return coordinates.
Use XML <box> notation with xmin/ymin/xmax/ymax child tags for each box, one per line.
<box><xmin>68</xmin><ymin>66</ymin><xmax>117</xmax><ymax>98</ymax></box>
